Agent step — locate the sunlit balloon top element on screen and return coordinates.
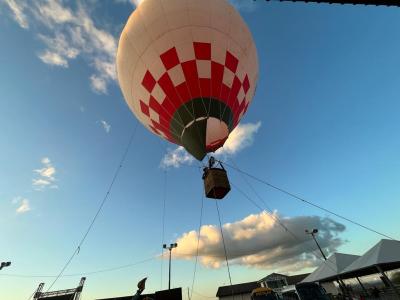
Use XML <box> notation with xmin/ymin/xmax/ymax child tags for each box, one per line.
<box><xmin>117</xmin><ymin>0</ymin><xmax>258</xmax><ymax>160</ymax></box>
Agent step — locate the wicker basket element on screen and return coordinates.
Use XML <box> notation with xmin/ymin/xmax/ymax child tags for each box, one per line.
<box><xmin>203</xmin><ymin>167</ymin><xmax>231</xmax><ymax>199</ymax></box>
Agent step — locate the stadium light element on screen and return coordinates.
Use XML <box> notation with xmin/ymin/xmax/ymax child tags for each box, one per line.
<box><xmin>163</xmin><ymin>243</ymin><xmax>178</xmax><ymax>290</ymax></box>
<box><xmin>305</xmin><ymin>228</ymin><xmax>327</xmax><ymax>260</ymax></box>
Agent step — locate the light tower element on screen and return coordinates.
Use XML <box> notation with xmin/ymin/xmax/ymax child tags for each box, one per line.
<box><xmin>163</xmin><ymin>243</ymin><xmax>178</xmax><ymax>290</ymax></box>
<box><xmin>305</xmin><ymin>228</ymin><xmax>327</xmax><ymax>260</ymax></box>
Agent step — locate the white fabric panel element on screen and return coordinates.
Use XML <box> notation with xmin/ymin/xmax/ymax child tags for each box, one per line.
<box><xmin>147</xmin><ymin>15</ymin><xmax>170</xmax><ymax>41</ymax></box>
<box><xmin>141</xmin><ymin>46</ymin><xmax>159</xmax><ymax>71</ymax></box>
<box><xmin>131</xmin><ymin>59</ymin><xmax>150</xmax><ymax>125</ymax></box>
<box><xmin>124</xmin><ymin>10</ymin><xmax>151</xmax><ymax>56</ymax></box>
<box><xmin>160</xmin><ymin>0</ymin><xmax>184</xmax><ymax>14</ymax></box>
<box><xmin>139</xmin><ymin>0</ymin><xmax>163</xmax><ymax>28</ymax></box>
<box><xmin>237</xmin><ymin>87</ymin><xmax>245</xmax><ymax>103</ymax></box>
<box><xmin>188</xmin><ymin>1</ymin><xmax>211</xmax><ymax>27</ymax></box>
<box><xmin>152</xmin><ymin>84</ymin><xmax>166</xmax><ymax>104</ymax></box>
<box><xmin>168</xmin><ymin>64</ymin><xmax>185</xmax><ymax>86</ymax></box>
<box><xmin>223</xmin><ymin>68</ymin><xmax>234</xmax><ymax>88</ymax></box>
<box><xmin>171</xmin><ymin>27</ymin><xmax>193</xmax><ymax>47</ymax></box>
<box><xmin>197</xmin><ymin>60</ymin><xmax>211</xmax><ymax>78</ymax></box>
<box><xmin>149</xmin><ymin>108</ymin><xmax>159</xmax><ymax>123</ymax></box>
<box><xmin>152</xmin><ymin>33</ymin><xmax>176</xmax><ymax>56</ymax></box>
<box><xmin>211</xmin><ymin>30</ymin><xmax>229</xmax><ymax>65</ymax></box>
<box><xmin>191</xmin><ymin>26</ymin><xmax>212</xmax><ymax>45</ymax></box>
<box><xmin>175</xmin><ymin>41</ymin><xmax>195</xmax><ymax>62</ymax></box>
<box><xmin>206</xmin><ymin>117</ymin><xmax>229</xmax><ymax>147</ymax></box>
<box><xmin>116</xmin><ymin>32</ymin><xmax>139</xmax><ymax>109</ymax></box>
<box><xmin>148</xmin><ymin>58</ymin><xmax>166</xmax><ymax>81</ymax></box>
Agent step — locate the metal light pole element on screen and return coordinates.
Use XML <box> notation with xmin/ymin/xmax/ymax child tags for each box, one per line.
<box><xmin>305</xmin><ymin>228</ymin><xmax>327</xmax><ymax>260</ymax></box>
<box><xmin>163</xmin><ymin>243</ymin><xmax>178</xmax><ymax>290</ymax></box>
<box><xmin>0</xmin><ymin>261</ymin><xmax>11</xmax><ymax>270</ymax></box>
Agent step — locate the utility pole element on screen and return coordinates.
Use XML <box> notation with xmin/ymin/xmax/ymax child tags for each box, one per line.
<box><xmin>163</xmin><ymin>243</ymin><xmax>178</xmax><ymax>290</ymax></box>
<box><xmin>305</xmin><ymin>228</ymin><xmax>327</xmax><ymax>260</ymax></box>
<box><xmin>0</xmin><ymin>261</ymin><xmax>11</xmax><ymax>270</ymax></box>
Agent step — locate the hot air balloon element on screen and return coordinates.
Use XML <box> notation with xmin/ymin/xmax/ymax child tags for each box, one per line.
<box><xmin>117</xmin><ymin>0</ymin><xmax>258</xmax><ymax>161</ymax></box>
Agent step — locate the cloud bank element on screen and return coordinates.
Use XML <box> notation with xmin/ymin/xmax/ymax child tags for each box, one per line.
<box><xmin>172</xmin><ymin>211</ymin><xmax>346</xmax><ymax>272</ymax></box>
<box><xmin>2</xmin><ymin>0</ymin><xmax>117</xmax><ymax>94</ymax></box>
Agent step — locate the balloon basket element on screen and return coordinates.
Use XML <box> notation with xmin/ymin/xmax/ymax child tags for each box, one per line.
<box><xmin>202</xmin><ymin>157</ymin><xmax>231</xmax><ymax>199</ymax></box>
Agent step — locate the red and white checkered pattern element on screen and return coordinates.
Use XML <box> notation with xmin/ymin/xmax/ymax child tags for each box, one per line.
<box><xmin>137</xmin><ymin>42</ymin><xmax>252</xmax><ymax>143</ymax></box>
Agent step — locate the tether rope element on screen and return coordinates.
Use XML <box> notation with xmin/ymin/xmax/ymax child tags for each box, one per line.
<box><xmin>161</xmin><ymin>169</ymin><xmax>167</xmax><ymax>290</ymax></box>
<box><xmin>215</xmin><ymin>200</ymin><xmax>234</xmax><ymax>296</ymax></box>
<box><xmin>227</xmin><ymin>158</ymin><xmax>337</xmax><ymax>270</ymax></box>
<box><xmin>190</xmin><ymin>191</ymin><xmax>204</xmax><ymax>300</ymax></box>
<box><xmin>222</xmin><ymin>160</ymin><xmax>396</xmax><ymax>241</ymax></box>
<box><xmin>45</xmin><ymin>124</ymin><xmax>138</xmax><ymax>292</ymax></box>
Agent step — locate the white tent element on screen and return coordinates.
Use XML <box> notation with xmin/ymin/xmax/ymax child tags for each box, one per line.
<box><xmin>338</xmin><ymin>239</ymin><xmax>400</xmax><ymax>298</ymax></box>
<box><xmin>340</xmin><ymin>239</ymin><xmax>400</xmax><ymax>279</ymax></box>
<box><xmin>302</xmin><ymin>253</ymin><xmax>360</xmax><ymax>283</ymax></box>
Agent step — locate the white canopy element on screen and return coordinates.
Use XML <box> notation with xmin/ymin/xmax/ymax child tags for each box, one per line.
<box><xmin>302</xmin><ymin>253</ymin><xmax>360</xmax><ymax>283</ymax></box>
<box><xmin>340</xmin><ymin>239</ymin><xmax>400</xmax><ymax>277</ymax></box>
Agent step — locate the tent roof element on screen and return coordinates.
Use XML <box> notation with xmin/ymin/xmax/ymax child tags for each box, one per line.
<box><xmin>339</xmin><ymin>239</ymin><xmax>400</xmax><ymax>279</ymax></box>
<box><xmin>302</xmin><ymin>253</ymin><xmax>360</xmax><ymax>283</ymax></box>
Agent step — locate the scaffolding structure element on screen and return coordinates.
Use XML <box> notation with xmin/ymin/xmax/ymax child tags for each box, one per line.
<box><xmin>33</xmin><ymin>277</ymin><xmax>86</xmax><ymax>300</ymax></box>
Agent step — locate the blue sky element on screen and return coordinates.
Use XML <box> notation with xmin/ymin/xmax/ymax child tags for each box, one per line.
<box><xmin>1</xmin><ymin>1</ymin><xmax>400</xmax><ymax>299</ymax></box>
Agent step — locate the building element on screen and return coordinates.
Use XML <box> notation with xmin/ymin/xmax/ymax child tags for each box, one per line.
<box><xmin>216</xmin><ymin>281</ymin><xmax>260</xmax><ymax>300</ymax></box>
<box><xmin>259</xmin><ymin>273</ymin><xmax>310</xmax><ymax>293</ymax></box>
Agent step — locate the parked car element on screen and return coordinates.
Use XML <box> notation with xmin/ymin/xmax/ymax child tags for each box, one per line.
<box><xmin>251</xmin><ymin>287</ymin><xmax>280</xmax><ymax>300</ymax></box>
<box><xmin>281</xmin><ymin>282</ymin><xmax>329</xmax><ymax>300</ymax></box>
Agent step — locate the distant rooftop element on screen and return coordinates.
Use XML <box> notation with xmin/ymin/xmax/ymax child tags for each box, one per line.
<box><xmin>216</xmin><ymin>281</ymin><xmax>260</xmax><ymax>297</ymax></box>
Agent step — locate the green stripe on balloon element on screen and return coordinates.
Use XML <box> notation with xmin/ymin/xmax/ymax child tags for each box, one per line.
<box><xmin>170</xmin><ymin>98</ymin><xmax>234</xmax><ymax>160</ymax></box>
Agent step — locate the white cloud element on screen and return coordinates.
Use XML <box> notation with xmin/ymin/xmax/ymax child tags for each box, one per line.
<box><xmin>100</xmin><ymin>120</ymin><xmax>111</xmax><ymax>133</ymax></box>
<box><xmin>160</xmin><ymin>146</ymin><xmax>194</xmax><ymax>169</ymax></box>
<box><xmin>12</xmin><ymin>197</ymin><xmax>31</xmax><ymax>214</ymax></box>
<box><xmin>114</xmin><ymin>0</ymin><xmax>143</xmax><ymax>7</ymax></box>
<box><xmin>38</xmin><ymin>50</ymin><xmax>69</xmax><ymax>67</ymax></box>
<box><xmin>160</xmin><ymin>121</ymin><xmax>261</xmax><ymax>168</ymax></box>
<box><xmin>216</xmin><ymin>121</ymin><xmax>261</xmax><ymax>156</ymax></box>
<box><xmin>33</xmin><ymin>157</ymin><xmax>57</xmax><ymax>190</ymax></box>
<box><xmin>131</xmin><ymin>0</ymin><xmax>144</xmax><ymax>6</ymax></box>
<box><xmin>41</xmin><ymin>157</ymin><xmax>50</xmax><ymax>165</ymax></box>
<box><xmin>34</xmin><ymin>0</ymin><xmax>74</xmax><ymax>25</ymax></box>
<box><xmin>173</xmin><ymin>211</ymin><xmax>346</xmax><ymax>272</ymax></box>
<box><xmin>90</xmin><ymin>75</ymin><xmax>107</xmax><ymax>94</ymax></box>
<box><xmin>32</xmin><ymin>178</ymin><xmax>51</xmax><ymax>186</ymax></box>
<box><xmin>3</xmin><ymin>0</ymin><xmax>29</xmax><ymax>29</ymax></box>
<box><xmin>2</xmin><ymin>0</ymin><xmax>117</xmax><ymax>94</ymax></box>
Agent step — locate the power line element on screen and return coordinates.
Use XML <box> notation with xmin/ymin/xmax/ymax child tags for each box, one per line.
<box><xmin>227</xmin><ymin>158</ymin><xmax>337</xmax><ymax>268</ymax></box>
<box><xmin>223</xmin><ymin>161</ymin><xmax>397</xmax><ymax>241</ymax></box>
<box><xmin>231</xmin><ymin>182</ymin><xmax>339</xmax><ymax>273</ymax></box>
<box><xmin>46</xmin><ymin>124</ymin><xmax>138</xmax><ymax>291</ymax></box>
<box><xmin>2</xmin><ymin>257</ymin><xmax>156</xmax><ymax>279</ymax></box>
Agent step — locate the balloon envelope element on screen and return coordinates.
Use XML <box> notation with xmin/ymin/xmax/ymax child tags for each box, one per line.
<box><xmin>117</xmin><ymin>0</ymin><xmax>258</xmax><ymax>160</ymax></box>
